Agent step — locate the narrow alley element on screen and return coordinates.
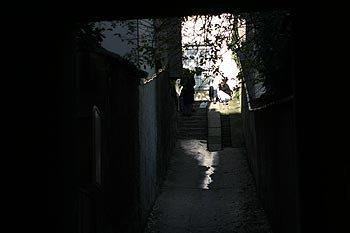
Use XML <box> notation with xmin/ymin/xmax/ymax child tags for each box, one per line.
<box><xmin>45</xmin><ymin>4</ymin><xmax>334</xmax><ymax>233</ymax></box>
<box><xmin>143</xmin><ymin>100</ymin><xmax>272</xmax><ymax>233</ymax></box>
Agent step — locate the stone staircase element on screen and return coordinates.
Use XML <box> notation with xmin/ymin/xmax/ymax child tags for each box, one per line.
<box><xmin>176</xmin><ymin>98</ymin><xmax>244</xmax><ymax>151</ymax></box>
<box><xmin>176</xmin><ymin>101</ymin><xmax>208</xmax><ymax>140</ymax></box>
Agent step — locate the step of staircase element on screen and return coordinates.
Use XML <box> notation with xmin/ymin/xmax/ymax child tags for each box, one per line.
<box><xmin>176</xmin><ymin>101</ymin><xmax>208</xmax><ymax>139</ymax></box>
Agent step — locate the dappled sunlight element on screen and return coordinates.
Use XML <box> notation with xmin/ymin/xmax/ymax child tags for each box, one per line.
<box><xmin>208</xmin><ymin>97</ymin><xmax>241</xmax><ymax>115</ymax></box>
<box><xmin>199</xmin><ymin>151</ymin><xmax>219</xmax><ymax>189</ymax></box>
<box><xmin>179</xmin><ymin>140</ymin><xmax>219</xmax><ymax>189</ymax></box>
<box><xmin>181</xmin><ymin>14</ymin><xmax>242</xmax><ymax>90</ymax></box>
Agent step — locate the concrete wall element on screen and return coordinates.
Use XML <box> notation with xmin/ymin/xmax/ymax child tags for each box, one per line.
<box><xmin>44</xmin><ymin>13</ymin><xmax>182</xmax><ymax>233</ymax></box>
<box><xmin>241</xmin><ymin>85</ymin><xmax>300</xmax><ymax>233</ymax></box>
<box><xmin>72</xmin><ymin>45</ymin><xmax>179</xmax><ymax>233</ymax></box>
<box><xmin>136</xmin><ymin>17</ymin><xmax>180</xmax><ymax>231</ymax></box>
<box><xmin>137</xmin><ymin>69</ymin><xmax>178</xmax><ymax>230</ymax></box>
<box><xmin>138</xmin><ymin>78</ymin><xmax>158</xmax><ymax>227</ymax></box>
<box><xmin>76</xmin><ymin>48</ymin><xmax>146</xmax><ymax>233</ymax></box>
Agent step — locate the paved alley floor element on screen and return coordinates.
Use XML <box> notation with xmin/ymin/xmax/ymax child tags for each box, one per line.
<box><xmin>143</xmin><ymin>139</ymin><xmax>273</xmax><ymax>233</ymax></box>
